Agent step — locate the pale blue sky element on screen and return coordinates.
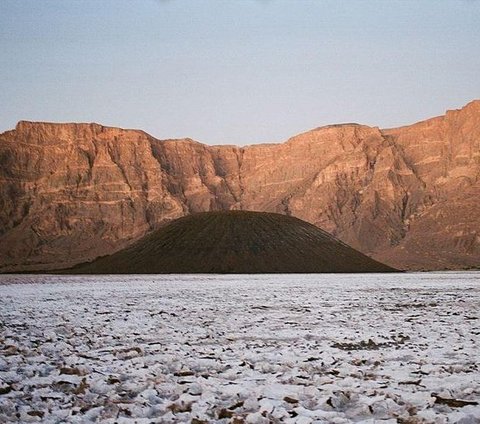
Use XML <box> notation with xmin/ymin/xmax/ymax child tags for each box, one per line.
<box><xmin>1</xmin><ymin>0</ymin><xmax>479</xmax><ymax>144</ymax></box>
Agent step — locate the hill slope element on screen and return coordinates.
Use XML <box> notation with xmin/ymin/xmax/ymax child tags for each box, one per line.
<box><xmin>71</xmin><ymin>211</ymin><xmax>396</xmax><ymax>274</ymax></box>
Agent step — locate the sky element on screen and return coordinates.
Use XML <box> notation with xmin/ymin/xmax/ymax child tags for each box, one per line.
<box><xmin>1</xmin><ymin>0</ymin><xmax>479</xmax><ymax>145</ymax></box>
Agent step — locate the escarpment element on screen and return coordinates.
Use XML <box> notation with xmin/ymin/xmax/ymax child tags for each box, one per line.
<box><xmin>1</xmin><ymin>100</ymin><xmax>479</xmax><ymax>271</ymax></box>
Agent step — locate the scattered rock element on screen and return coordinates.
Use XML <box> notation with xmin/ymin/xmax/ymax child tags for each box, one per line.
<box><xmin>432</xmin><ymin>394</ymin><xmax>479</xmax><ymax>408</ymax></box>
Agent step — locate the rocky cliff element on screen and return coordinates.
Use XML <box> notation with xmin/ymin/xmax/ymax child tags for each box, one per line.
<box><xmin>1</xmin><ymin>100</ymin><xmax>479</xmax><ymax>271</ymax></box>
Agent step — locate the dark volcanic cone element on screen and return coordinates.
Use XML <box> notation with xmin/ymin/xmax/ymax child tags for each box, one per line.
<box><xmin>70</xmin><ymin>211</ymin><xmax>397</xmax><ymax>274</ymax></box>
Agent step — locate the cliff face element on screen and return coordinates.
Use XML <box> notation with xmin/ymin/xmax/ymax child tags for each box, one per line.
<box><xmin>376</xmin><ymin>101</ymin><xmax>480</xmax><ymax>269</ymax></box>
<box><xmin>1</xmin><ymin>100</ymin><xmax>479</xmax><ymax>271</ymax></box>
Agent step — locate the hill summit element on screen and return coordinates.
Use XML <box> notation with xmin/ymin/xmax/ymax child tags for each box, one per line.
<box><xmin>71</xmin><ymin>211</ymin><xmax>396</xmax><ymax>274</ymax></box>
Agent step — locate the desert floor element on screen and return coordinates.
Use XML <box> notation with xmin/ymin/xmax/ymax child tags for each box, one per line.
<box><xmin>1</xmin><ymin>273</ymin><xmax>479</xmax><ymax>423</ymax></box>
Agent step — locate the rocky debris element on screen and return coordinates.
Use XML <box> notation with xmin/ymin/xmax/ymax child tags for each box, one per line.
<box><xmin>433</xmin><ymin>394</ymin><xmax>479</xmax><ymax>408</ymax></box>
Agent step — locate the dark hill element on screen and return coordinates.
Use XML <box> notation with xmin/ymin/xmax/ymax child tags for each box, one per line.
<box><xmin>70</xmin><ymin>211</ymin><xmax>397</xmax><ymax>274</ymax></box>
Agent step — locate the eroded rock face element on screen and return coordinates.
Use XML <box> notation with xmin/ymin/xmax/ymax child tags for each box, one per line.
<box><xmin>1</xmin><ymin>100</ymin><xmax>479</xmax><ymax>271</ymax></box>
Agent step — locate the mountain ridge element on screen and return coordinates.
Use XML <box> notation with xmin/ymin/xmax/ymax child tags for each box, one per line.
<box><xmin>1</xmin><ymin>100</ymin><xmax>479</xmax><ymax>272</ymax></box>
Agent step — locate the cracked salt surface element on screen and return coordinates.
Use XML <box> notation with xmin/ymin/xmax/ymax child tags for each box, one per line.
<box><xmin>0</xmin><ymin>273</ymin><xmax>479</xmax><ymax>423</ymax></box>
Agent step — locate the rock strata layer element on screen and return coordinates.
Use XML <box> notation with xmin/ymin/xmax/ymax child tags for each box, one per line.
<box><xmin>1</xmin><ymin>100</ymin><xmax>479</xmax><ymax>271</ymax></box>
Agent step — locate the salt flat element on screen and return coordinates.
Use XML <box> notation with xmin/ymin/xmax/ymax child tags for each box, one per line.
<box><xmin>0</xmin><ymin>273</ymin><xmax>479</xmax><ymax>423</ymax></box>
